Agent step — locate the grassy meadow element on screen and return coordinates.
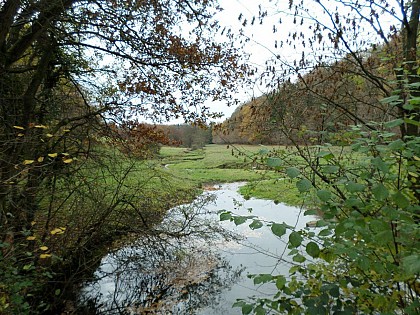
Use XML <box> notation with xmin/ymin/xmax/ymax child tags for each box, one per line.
<box><xmin>156</xmin><ymin>144</ymin><xmax>305</xmax><ymax>206</ymax></box>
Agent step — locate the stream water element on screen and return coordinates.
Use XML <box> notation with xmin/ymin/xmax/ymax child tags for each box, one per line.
<box><xmin>80</xmin><ymin>182</ymin><xmax>315</xmax><ymax>314</ymax></box>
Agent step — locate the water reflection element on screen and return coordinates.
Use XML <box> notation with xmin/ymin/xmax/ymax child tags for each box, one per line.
<box><xmin>81</xmin><ymin>183</ymin><xmax>314</xmax><ymax>314</ymax></box>
<box><xmin>80</xmin><ymin>194</ymin><xmax>244</xmax><ymax>314</ymax></box>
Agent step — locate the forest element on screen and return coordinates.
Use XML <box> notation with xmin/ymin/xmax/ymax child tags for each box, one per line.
<box><xmin>0</xmin><ymin>0</ymin><xmax>419</xmax><ymax>314</ymax></box>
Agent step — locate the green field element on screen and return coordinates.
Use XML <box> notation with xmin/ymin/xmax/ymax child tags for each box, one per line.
<box><xmin>156</xmin><ymin>144</ymin><xmax>305</xmax><ymax>206</ymax></box>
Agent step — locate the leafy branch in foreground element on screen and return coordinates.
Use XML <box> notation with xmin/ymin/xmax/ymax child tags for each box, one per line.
<box><xmin>223</xmin><ymin>0</ymin><xmax>419</xmax><ymax>312</ymax></box>
<box><xmin>225</xmin><ymin>121</ymin><xmax>419</xmax><ymax>314</ymax></box>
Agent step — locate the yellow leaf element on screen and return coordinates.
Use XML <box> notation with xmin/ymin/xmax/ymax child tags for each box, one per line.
<box><xmin>46</xmin><ymin>133</ymin><xmax>53</xmax><ymax>137</ymax></box>
<box><xmin>39</xmin><ymin>246</ymin><xmax>48</xmax><ymax>251</ymax></box>
<box><xmin>17</xmin><ymin>133</ymin><xmax>24</xmax><ymax>137</ymax></box>
<box><xmin>13</xmin><ymin>125</ymin><xmax>25</xmax><ymax>130</ymax></box>
<box><xmin>23</xmin><ymin>160</ymin><xmax>34</xmax><ymax>165</ymax></box>
<box><xmin>34</xmin><ymin>125</ymin><xmax>47</xmax><ymax>129</ymax></box>
<box><xmin>50</xmin><ymin>227</ymin><xmax>66</xmax><ymax>235</ymax></box>
<box><xmin>26</xmin><ymin>236</ymin><xmax>36</xmax><ymax>241</ymax></box>
<box><xmin>63</xmin><ymin>129</ymin><xmax>70</xmax><ymax>132</ymax></box>
<box><xmin>63</xmin><ymin>158</ymin><xmax>73</xmax><ymax>164</ymax></box>
<box><xmin>40</xmin><ymin>254</ymin><xmax>52</xmax><ymax>259</ymax></box>
<box><xmin>61</xmin><ymin>153</ymin><xmax>69</xmax><ymax>156</ymax></box>
<box><xmin>31</xmin><ymin>221</ymin><xmax>36</xmax><ymax>226</ymax></box>
<box><xmin>37</xmin><ymin>156</ymin><xmax>44</xmax><ymax>162</ymax></box>
<box><xmin>48</xmin><ymin>153</ymin><xmax>58</xmax><ymax>158</ymax></box>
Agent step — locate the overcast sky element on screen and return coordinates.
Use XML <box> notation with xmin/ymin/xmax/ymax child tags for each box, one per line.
<box><xmin>206</xmin><ymin>0</ymin><xmax>299</xmax><ymax>122</ymax></box>
<box><xmin>161</xmin><ymin>0</ymin><xmax>398</xmax><ymax>124</ymax></box>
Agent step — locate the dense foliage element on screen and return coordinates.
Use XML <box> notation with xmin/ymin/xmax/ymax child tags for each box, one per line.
<box><xmin>0</xmin><ymin>0</ymin><xmax>245</xmax><ymax>313</ymax></box>
<box><xmin>218</xmin><ymin>0</ymin><xmax>420</xmax><ymax>314</ymax></box>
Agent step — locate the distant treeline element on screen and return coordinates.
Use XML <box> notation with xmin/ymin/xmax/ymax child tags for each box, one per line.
<box><xmin>158</xmin><ymin>124</ymin><xmax>213</xmax><ymax>149</ymax></box>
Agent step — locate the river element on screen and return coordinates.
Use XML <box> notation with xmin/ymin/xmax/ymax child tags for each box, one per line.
<box><xmin>80</xmin><ymin>182</ymin><xmax>315</xmax><ymax>314</ymax></box>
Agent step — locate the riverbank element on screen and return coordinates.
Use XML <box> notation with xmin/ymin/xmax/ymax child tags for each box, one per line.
<box><xmin>80</xmin><ymin>182</ymin><xmax>316</xmax><ymax>314</ymax></box>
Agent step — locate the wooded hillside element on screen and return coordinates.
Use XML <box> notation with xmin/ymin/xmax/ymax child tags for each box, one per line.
<box><xmin>213</xmin><ymin>37</ymin><xmax>406</xmax><ymax>145</ymax></box>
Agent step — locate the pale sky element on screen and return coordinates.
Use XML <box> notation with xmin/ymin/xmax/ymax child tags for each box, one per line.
<box><xmin>205</xmin><ymin>0</ymin><xmax>301</xmax><ymax>122</ymax></box>
<box><xmin>147</xmin><ymin>0</ymin><xmax>399</xmax><ymax>124</ymax></box>
<box><xmin>207</xmin><ymin>0</ymin><xmax>399</xmax><ymax>122</ymax></box>
<box><xmin>211</xmin><ymin>0</ymin><xmax>279</xmax><ymax>116</ymax></box>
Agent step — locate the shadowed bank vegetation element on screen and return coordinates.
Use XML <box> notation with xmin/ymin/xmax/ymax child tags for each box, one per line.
<box><xmin>0</xmin><ymin>0</ymin><xmax>246</xmax><ymax>313</ymax></box>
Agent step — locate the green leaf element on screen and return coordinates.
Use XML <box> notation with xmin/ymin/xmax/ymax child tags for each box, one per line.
<box><xmin>316</xmin><ymin>220</ymin><xmax>328</xmax><ymax>227</ymax></box>
<box><xmin>255</xmin><ymin>306</ymin><xmax>266</xmax><ymax>315</ymax></box>
<box><xmin>249</xmin><ymin>220</ymin><xmax>263</xmax><ymax>230</ymax></box>
<box><xmin>288</xmin><ymin>249</ymin><xmax>298</xmax><ymax>256</ymax></box>
<box><xmin>371</xmin><ymin>157</ymin><xmax>389</xmax><ymax>173</ymax></box>
<box><xmin>242</xmin><ymin>304</ymin><xmax>253</xmax><ymax>315</ymax></box>
<box><xmin>267</xmin><ymin>157</ymin><xmax>283</xmax><ymax>168</ymax></box>
<box><xmin>372</xmin><ymin>183</ymin><xmax>389</xmax><ymax>201</ymax></box>
<box><xmin>322</xmin><ymin>165</ymin><xmax>340</xmax><ymax>174</ymax></box>
<box><xmin>317</xmin><ymin>189</ymin><xmax>331</xmax><ymax>202</ymax></box>
<box><xmin>271</xmin><ymin>223</ymin><xmax>287</xmax><ymax>237</ymax></box>
<box><xmin>306</xmin><ymin>241</ymin><xmax>320</xmax><ymax>258</ymax></box>
<box><xmin>23</xmin><ymin>264</ymin><xmax>33</xmax><ymax>271</ymax></box>
<box><xmin>344</xmin><ymin>197</ymin><xmax>363</xmax><ymax>208</ymax></box>
<box><xmin>335</xmin><ymin>222</ymin><xmax>346</xmax><ymax>235</ymax></box>
<box><xmin>384</xmin><ymin>118</ymin><xmax>404</xmax><ymax>128</ymax></box>
<box><xmin>317</xmin><ymin>151</ymin><xmax>334</xmax><ymax>160</ymax></box>
<box><xmin>358</xmin><ymin>256</ymin><xmax>370</xmax><ymax>271</ymax></box>
<box><xmin>380</xmin><ymin>95</ymin><xmax>401</xmax><ymax>104</ymax></box>
<box><xmin>408</xmin><ymin>82</ymin><xmax>420</xmax><ymax>89</ymax></box>
<box><xmin>220</xmin><ymin>212</ymin><xmax>232</xmax><ymax>221</ymax></box>
<box><xmin>374</xmin><ymin>230</ymin><xmax>393</xmax><ymax>245</ymax></box>
<box><xmin>318</xmin><ymin>228</ymin><xmax>332</xmax><ymax>236</ymax></box>
<box><xmin>346</xmin><ymin>181</ymin><xmax>365</xmax><ymax>193</ymax></box>
<box><xmin>408</xmin><ymin>96</ymin><xmax>420</xmax><ymax>105</ymax></box>
<box><xmin>388</xmin><ymin>139</ymin><xmax>405</xmax><ymax>150</ymax></box>
<box><xmin>233</xmin><ymin>301</ymin><xmax>246</xmax><ymax>308</ymax></box>
<box><xmin>304</xmin><ymin>209</ymin><xmax>318</xmax><ymax>216</ymax></box>
<box><xmin>233</xmin><ymin>216</ymin><xmax>247</xmax><ymax>226</ymax></box>
<box><xmin>296</xmin><ymin>179</ymin><xmax>312</xmax><ymax>192</ymax></box>
<box><xmin>289</xmin><ymin>231</ymin><xmax>302</xmax><ymax>248</ymax></box>
<box><xmin>404</xmin><ymin>118</ymin><xmax>420</xmax><ymax>127</ymax></box>
<box><xmin>403</xmin><ymin>103</ymin><xmax>415</xmax><ymax>110</ymax></box>
<box><xmin>286</xmin><ymin>167</ymin><xmax>300</xmax><ymax>178</ymax></box>
<box><xmin>275</xmin><ymin>275</ymin><xmax>286</xmax><ymax>289</ymax></box>
<box><xmin>289</xmin><ymin>265</ymin><xmax>300</xmax><ymax>274</ymax></box>
<box><xmin>293</xmin><ymin>253</ymin><xmax>306</xmax><ymax>263</ymax></box>
<box><xmin>392</xmin><ymin>191</ymin><xmax>409</xmax><ymax>209</ymax></box>
<box><xmin>253</xmin><ymin>274</ymin><xmax>273</xmax><ymax>284</ymax></box>
<box><xmin>370</xmin><ymin>219</ymin><xmax>388</xmax><ymax>232</ymax></box>
<box><xmin>402</xmin><ymin>254</ymin><xmax>420</xmax><ymax>275</ymax></box>
<box><xmin>329</xmin><ymin>285</ymin><xmax>340</xmax><ymax>298</ymax></box>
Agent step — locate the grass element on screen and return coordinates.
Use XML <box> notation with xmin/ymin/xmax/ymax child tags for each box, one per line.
<box><xmin>71</xmin><ymin>143</ymin><xmax>358</xmax><ymax>210</ymax></box>
<box><xmin>239</xmin><ymin>179</ymin><xmax>307</xmax><ymax>206</ymax></box>
<box><xmin>156</xmin><ymin>144</ymin><xmax>304</xmax><ymax>206</ymax></box>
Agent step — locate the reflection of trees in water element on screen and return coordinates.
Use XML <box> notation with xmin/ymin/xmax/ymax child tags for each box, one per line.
<box><xmin>80</xmin><ymin>194</ymin><xmax>244</xmax><ymax>314</ymax></box>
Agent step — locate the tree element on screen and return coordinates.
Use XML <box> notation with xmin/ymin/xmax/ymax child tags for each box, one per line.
<box><xmin>222</xmin><ymin>1</ymin><xmax>420</xmax><ymax>313</ymax></box>
<box><xmin>0</xmin><ymin>0</ymin><xmax>245</xmax><ymax>312</ymax></box>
